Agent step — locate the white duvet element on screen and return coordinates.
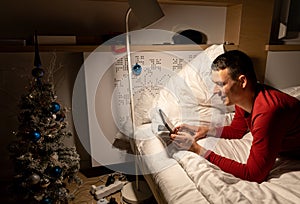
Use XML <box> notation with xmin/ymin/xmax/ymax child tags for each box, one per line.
<box><xmin>177</xmin><ymin>134</ymin><xmax>300</xmax><ymax>204</ymax></box>
<box><xmin>135</xmin><ymin>125</ymin><xmax>300</xmax><ymax>204</ymax></box>
<box><xmin>133</xmin><ymin>45</ymin><xmax>300</xmax><ymax>203</ymax></box>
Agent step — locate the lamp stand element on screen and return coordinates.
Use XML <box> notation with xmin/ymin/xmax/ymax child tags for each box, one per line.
<box><xmin>120</xmin><ymin>8</ymin><xmax>153</xmax><ymax>204</ymax></box>
<box><xmin>121</xmin><ymin>180</ymin><xmax>152</xmax><ymax>204</ymax></box>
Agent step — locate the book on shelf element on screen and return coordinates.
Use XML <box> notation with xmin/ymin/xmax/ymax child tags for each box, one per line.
<box><xmin>0</xmin><ymin>39</ymin><xmax>26</xmax><ymax>46</ymax></box>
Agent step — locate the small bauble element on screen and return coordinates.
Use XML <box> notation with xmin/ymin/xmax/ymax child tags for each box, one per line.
<box><xmin>55</xmin><ymin>113</ymin><xmax>65</xmax><ymax>122</ymax></box>
<box><xmin>132</xmin><ymin>63</ymin><xmax>142</xmax><ymax>76</ymax></box>
<box><xmin>52</xmin><ymin>114</ymin><xmax>56</xmax><ymax>120</ymax></box>
<box><xmin>50</xmin><ymin>102</ymin><xmax>60</xmax><ymax>113</ymax></box>
<box><xmin>41</xmin><ymin>197</ymin><xmax>52</xmax><ymax>204</ymax></box>
<box><xmin>29</xmin><ymin>173</ymin><xmax>40</xmax><ymax>185</ymax></box>
<box><xmin>30</xmin><ymin>130</ymin><xmax>41</xmax><ymax>142</ymax></box>
<box><xmin>52</xmin><ymin>166</ymin><xmax>62</xmax><ymax>177</ymax></box>
<box><xmin>32</xmin><ymin>67</ymin><xmax>44</xmax><ymax>78</ymax></box>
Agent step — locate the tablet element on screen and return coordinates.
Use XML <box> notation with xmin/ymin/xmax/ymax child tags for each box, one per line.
<box><xmin>159</xmin><ymin>109</ymin><xmax>175</xmax><ymax>133</ymax></box>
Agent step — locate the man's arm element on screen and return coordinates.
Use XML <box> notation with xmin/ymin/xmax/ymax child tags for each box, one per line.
<box><xmin>176</xmin><ymin>106</ymin><xmax>248</xmax><ymax>140</ymax></box>
<box><xmin>215</xmin><ymin>105</ymin><xmax>249</xmax><ymax>139</ymax></box>
<box><xmin>206</xmin><ymin>108</ymin><xmax>286</xmax><ymax>183</ymax></box>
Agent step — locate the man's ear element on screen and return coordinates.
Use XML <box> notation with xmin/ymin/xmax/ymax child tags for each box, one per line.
<box><xmin>238</xmin><ymin>75</ymin><xmax>247</xmax><ymax>88</ymax></box>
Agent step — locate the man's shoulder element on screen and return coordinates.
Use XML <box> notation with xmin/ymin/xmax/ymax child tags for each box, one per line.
<box><xmin>259</xmin><ymin>84</ymin><xmax>297</xmax><ymax>101</ymax></box>
<box><xmin>255</xmin><ymin>84</ymin><xmax>300</xmax><ymax>112</ymax></box>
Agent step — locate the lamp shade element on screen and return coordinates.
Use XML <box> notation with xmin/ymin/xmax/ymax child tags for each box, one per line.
<box><xmin>128</xmin><ymin>0</ymin><xmax>164</xmax><ymax>28</ymax></box>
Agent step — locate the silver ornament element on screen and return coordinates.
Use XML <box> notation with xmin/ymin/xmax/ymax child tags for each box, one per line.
<box><xmin>29</xmin><ymin>173</ymin><xmax>40</xmax><ymax>185</ymax></box>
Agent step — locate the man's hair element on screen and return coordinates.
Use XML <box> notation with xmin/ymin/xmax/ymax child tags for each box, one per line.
<box><xmin>211</xmin><ymin>50</ymin><xmax>257</xmax><ymax>83</ymax></box>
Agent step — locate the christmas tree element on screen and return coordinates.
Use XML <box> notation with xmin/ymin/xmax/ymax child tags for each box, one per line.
<box><xmin>8</xmin><ymin>33</ymin><xmax>82</xmax><ymax>204</ymax></box>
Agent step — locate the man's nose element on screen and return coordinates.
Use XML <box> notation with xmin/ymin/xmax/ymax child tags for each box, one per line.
<box><xmin>213</xmin><ymin>85</ymin><xmax>222</xmax><ymax>96</ymax></box>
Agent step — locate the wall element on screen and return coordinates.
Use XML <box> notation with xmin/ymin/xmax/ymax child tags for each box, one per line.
<box><xmin>147</xmin><ymin>5</ymin><xmax>226</xmax><ymax>44</ymax></box>
<box><xmin>0</xmin><ymin>1</ymin><xmax>128</xmax><ymax>39</ymax></box>
<box><xmin>265</xmin><ymin>51</ymin><xmax>300</xmax><ymax>89</ymax></box>
<box><xmin>0</xmin><ymin>1</ymin><xmax>226</xmax><ymax>45</ymax></box>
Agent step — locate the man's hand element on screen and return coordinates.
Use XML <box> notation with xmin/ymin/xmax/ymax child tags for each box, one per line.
<box><xmin>170</xmin><ymin>131</ymin><xmax>207</xmax><ymax>156</ymax></box>
<box><xmin>174</xmin><ymin>124</ymin><xmax>209</xmax><ymax>141</ymax></box>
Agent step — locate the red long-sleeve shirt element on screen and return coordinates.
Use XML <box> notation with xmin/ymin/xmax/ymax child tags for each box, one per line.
<box><xmin>206</xmin><ymin>84</ymin><xmax>300</xmax><ymax>183</ymax></box>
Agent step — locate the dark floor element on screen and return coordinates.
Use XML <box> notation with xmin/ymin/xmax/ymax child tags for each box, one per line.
<box><xmin>0</xmin><ymin>172</ymin><xmax>157</xmax><ymax>204</ymax></box>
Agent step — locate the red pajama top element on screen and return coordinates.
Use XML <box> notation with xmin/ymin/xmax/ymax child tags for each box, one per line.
<box><xmin>206</xmin><ymin>84</ymin><xmax>300</xmax><ymax>183</ymax></box>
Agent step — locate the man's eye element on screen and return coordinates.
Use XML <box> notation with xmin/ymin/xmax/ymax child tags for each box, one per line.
<box><xmin>216</xmin><ymin>82</ymin><xmax>224</xmax><ymax>87</ymax></box>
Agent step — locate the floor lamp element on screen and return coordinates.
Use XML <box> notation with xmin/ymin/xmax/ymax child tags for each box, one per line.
<box><xmin>121</xmin><ymin>0</ymin><xmax>164</xmax><ymax>203</ymax></box>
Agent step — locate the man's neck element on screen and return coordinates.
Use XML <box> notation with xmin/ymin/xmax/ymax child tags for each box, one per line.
<box><xmin>236</xmin><ymin>86</ymin><xmax>256</xmax><ymax>114</ymax></box>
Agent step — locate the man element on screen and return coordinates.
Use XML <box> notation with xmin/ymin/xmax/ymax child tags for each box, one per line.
<box><xmin>171</xmin><ymin>50</ymin><xmax>300</xmax><ymax>183</ymax></box>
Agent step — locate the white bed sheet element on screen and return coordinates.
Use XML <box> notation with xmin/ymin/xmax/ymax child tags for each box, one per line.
<box><xmin>135</xmin><ymin>124</ymin><xmax>300</xmax><ymax>204</ymax></box>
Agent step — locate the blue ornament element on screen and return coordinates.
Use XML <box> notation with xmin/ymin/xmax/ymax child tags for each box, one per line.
<box><xmin>50</xmin><ymin>102</ymin><xmax>60</xmax><ymax>113</ymax></box>
<box><xmin>52</xmin><ymin>166</ymin><xmax>62</xmax><ymax>177</ymax></box>
<box><xmin>41</xmin><ymin>197</ymin><xmax>52</xmax><ymax>204</ymax></box>
<box><xmin>132</xmin><ymin>63</ymin><xmax>142</xmax><ymax>76</ymax></box>
<box><xmin>32</xmin><ymin>67</ymin><xmax>44</xmax><ymax>78</ymax></box>
<box><xmin>31</xmin><ymin>131</ymin><xmax>41</xmax><ymax>142</ymax></box>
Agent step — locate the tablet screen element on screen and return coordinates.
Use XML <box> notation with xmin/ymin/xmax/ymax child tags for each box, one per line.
<box><xmin>159</xmin><ymin>109</ymin><xmax>175</xmax><ymax>133</ymax></box>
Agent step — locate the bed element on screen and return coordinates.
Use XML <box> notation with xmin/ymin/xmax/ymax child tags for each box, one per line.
<box><xmin>130</xmin><ymin>45</ymin><xmax>300</xmax><ymax>204</ymax></box>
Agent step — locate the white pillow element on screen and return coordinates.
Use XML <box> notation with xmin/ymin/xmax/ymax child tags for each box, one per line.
<box><xmin>281</xmin><ymin>85</ymin><xmax>300</xmax><ymax>100</ymax></box>
<box><xmin>150</xmin><ymin>45</ymin><xmax>227</xmax><ymax>137</ymax></box>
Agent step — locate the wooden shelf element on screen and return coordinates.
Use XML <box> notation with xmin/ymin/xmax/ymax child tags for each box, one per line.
<box><xmin>0</xmin><ymin>44</ymin><xmax>238</xmax><ymax>53</ymax></box>
<box><xmin>0</xmin><ymin>45</ymin><xmax>98</xmax><ymax>53</ymax></box>
<box><xmin>159</xmin><ymin>0</ymin><xmax>242</xmax><ymax>6</ymax></box>
<box><xmin>265</xmin><ymin>45</ymin><xmax>300</xmax><ymax>51</ymax></box>
<box><xmin>93</xmin><ymin>0</ymin><xmax>242</xmax><ymax>6</ymax></box>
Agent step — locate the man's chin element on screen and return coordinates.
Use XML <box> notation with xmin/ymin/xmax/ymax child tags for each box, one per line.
<box><xmin>222</xmin><ymin>99</ymin><xmax>233</xmax><ymax>106</ymax></box>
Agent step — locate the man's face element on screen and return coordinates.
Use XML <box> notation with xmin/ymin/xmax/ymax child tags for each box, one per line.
<box><xmin>211</xmin><ymin>68</ymin><xmax>241</xmax><ymax>106</ymax></box>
